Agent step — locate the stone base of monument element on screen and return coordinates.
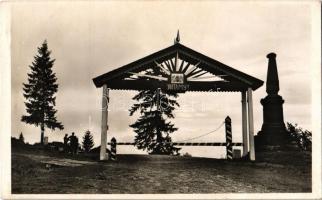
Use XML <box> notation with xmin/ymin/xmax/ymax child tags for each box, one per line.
<box><xmin>254</xmin><ymin>149</ymin><xmax>311</xmax><ymax>167</ymax></box>
<box><xmin>255</xmin><ymin>130</ymin><xmax>299</xmax><ymax>152</ymax></box>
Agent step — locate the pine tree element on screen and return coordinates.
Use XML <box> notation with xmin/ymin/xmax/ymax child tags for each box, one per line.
<box><xmin>129</xmin><ymin>68</ymin><xmax>181</xmax><ymax>155</ymax></box>
<box><xmin>22</xmin><ymin>40</ymin><xmax>63</xmax><ymax>145</ymax></box>
<box><xmin>19</xmin><ymin>132</ymin><xmax>24</xmax><ymax>143</ymax></box>
<box><xmin>82</xmin><ymin>130</ymin><xmax>94</xmax><ymax>153</ymax></box>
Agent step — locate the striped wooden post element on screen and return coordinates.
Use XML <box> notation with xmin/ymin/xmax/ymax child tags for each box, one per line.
<box><xmin>225</xmin><ymin>116</ymin><xmax>233</xmax><ymax>160</ymax></box>
<box><xmin>110</xmin><ymin>137</ymin><xmax>117</xmax><ymax>161</ymax></box>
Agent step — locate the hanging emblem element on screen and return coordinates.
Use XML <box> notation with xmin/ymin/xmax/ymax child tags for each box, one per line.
<box><xmin>167</xmin><ymin>73</ymin><xmax>189</xmax><ymax>92</ymax></box>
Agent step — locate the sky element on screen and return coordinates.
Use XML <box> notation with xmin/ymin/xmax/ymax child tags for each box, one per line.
<box><xmin>11</xmin><ymin>1</ymin><xmax>314</xmax><ymax>158</ymax></box>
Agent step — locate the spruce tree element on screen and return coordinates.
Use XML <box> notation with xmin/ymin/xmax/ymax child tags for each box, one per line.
<box><xmin>129</xmin><ymin>68</ymin><xmax>181</xmax><ymax>155</ymax></box>
<box><xmin>22</xmin><ymin>40</ymin><xmax>63</xmax><ymax>144</ymax></box>
<box><xmin>19</xmin><ymin>132</ymin><xmax>24</xmax><ymax>143</ymax></box>
<box><xmin>82</xmin><ymin>130</ymin><xmax>94</xmax><ymax>153</ymax></box>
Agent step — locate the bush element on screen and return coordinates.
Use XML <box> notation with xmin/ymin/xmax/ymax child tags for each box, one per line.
<box><xmin>286</xmin><ymin>122</ymin><xmax>312</xmax><ymax>151</ymax></box>
<box><xmin>183</xmin><ymin>152</ymin><xmax>192</xmax><ymax>157</ymax></box>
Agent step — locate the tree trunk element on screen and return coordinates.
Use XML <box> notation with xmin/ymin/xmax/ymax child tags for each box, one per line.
<box><xmin>155</xmin><ymin>112</ymin><xmax>162</xmax><ymax>153</ymax></box>
<box><xmin>155</xmin><ymin>89</ymin><xmax>162</xmax><ymax>145</ymax></box>
<box><xmin>40</xmin><ymin>123</ymin><xmax>44</xmax><ymax>145</ymax></box>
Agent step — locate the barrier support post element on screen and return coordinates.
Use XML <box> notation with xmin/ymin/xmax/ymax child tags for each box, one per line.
<box><xmin>225</xmin><ymin>116</ymin><xmax>233</xmax><ymax>160</ymax></box>
<box><xmin>110</xmin><ymin>137</ymin><xmax>117</xmax><ymax>161</ymax></box>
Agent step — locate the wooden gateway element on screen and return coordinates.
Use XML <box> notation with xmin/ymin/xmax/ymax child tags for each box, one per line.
<box><xmin>92</xmin><ymin>35</ymin><xmax>263</xmax><ymax>161</ymax></box>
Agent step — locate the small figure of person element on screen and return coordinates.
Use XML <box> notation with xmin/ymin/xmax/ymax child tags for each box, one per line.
<box><xmin>63</xmin><ymin>134</ymin><xmax>69</xmax><ymax>153</ymax></box>
<box><xmin>69</xmin><ymin>132</ymin><xmax>78</xmax><ymax>155</ymax></box>
<box><xmin>75</xmin><ymin>136</ymin><xmax>79</xmax><ymax>155</ymax></box>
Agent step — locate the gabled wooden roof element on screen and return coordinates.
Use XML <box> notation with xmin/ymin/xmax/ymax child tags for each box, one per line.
<box><xmin>93</xmin><ymin>43</ymin><xmax>263</xmax><ymax>92</ymax></box>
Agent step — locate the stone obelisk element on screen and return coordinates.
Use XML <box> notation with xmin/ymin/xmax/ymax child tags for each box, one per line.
<box><xmin>256</xmin><ymin>53</ymin><xmax>287</xmax><ymax>150</ymax></box>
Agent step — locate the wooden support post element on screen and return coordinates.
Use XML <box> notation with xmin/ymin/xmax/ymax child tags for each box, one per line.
<box><xmin>247</xmin><ymin>88</ymin><xmax>255</xmax><ymax>161</ymax></box>
<box><xmin>100</xmin><ymin>84</ymin><xmax>109</xmax><ymax>161</ymax></box>
<box><xmin>225</xmin><ymin>116</ymin><xmax>233</xmax><ymax>160</ymax></box>
<box><xmin>241</xmin><ymin>91</ymin><xmax>249</xmax><ymax>157</ymax></box>
<box><xmin>110</xmin><ymin>137</ymin><xmax>117</xmax><ymax>161</ymax></box>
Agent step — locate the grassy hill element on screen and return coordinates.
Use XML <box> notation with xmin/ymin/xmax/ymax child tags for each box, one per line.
<box><xmin>11</xmin><ymin>146</ymin><xmax>311</xmax><ymax>194</ymax></box>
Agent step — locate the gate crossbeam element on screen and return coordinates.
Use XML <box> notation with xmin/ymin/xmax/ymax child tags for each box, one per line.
<box><xmin>108</xmin><ymin>142</ymin><xmax>243</xmax><ymax>146</ymax></box>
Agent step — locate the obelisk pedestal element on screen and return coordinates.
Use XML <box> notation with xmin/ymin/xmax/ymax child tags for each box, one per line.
<box><xmin>255</xmin><ymin>53</ymin><xmax>288</xmax><ymax>151</ymax></box>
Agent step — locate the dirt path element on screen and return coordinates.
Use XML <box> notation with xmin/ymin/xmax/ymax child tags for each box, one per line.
<box><xmin>16</xmin><ymin>153</ymin><xmax>95</xmax><ymax>167</ymax></box>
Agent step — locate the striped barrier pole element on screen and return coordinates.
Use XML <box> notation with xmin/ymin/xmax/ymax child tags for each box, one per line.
<box><xmin>110</xmin><ymin>137</ymin><xmax>117</xmax><ymax>161</ymax></box>
<box><xmin>107</xmin><ymin>142</ymin><xmax>243</xmax><ymax>146</ymax></box>
<box><xmin>225</xmin><ymin>116</ymin><xmax>233</xmax><ymax>160</ymax></box>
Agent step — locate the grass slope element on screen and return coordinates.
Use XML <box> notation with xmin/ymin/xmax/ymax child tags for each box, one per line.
<box><xmin>11</xmin><ymin>148</ymin><xmax>311</xmax><ymax>194</ymax></box>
